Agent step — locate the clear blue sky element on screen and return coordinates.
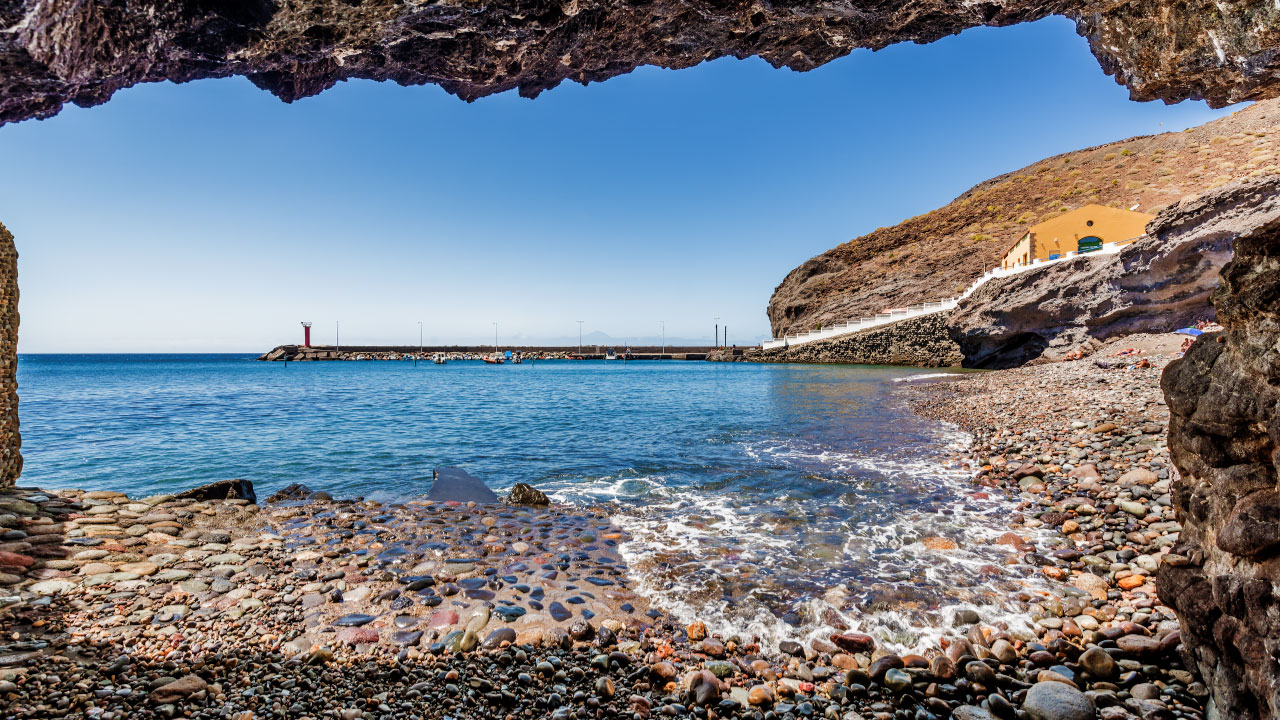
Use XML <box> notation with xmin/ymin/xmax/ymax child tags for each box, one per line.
<box><xmin>0</xmin><ymin>17</ymin><xmax>1237</xmax><ymax>352</ymax></box>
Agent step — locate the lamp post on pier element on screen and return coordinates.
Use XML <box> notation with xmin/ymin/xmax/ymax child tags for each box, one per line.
<box><xmin>659</xmin><ymin>320</ymin><xmax>665</xmax><ymax>358</ymax></box>
<box><xmin>577</xmin><ymin>320</ymin><xmax>583</xmax><ymax>356</ymax></box>
<box><xmin>492</xmin><ymin>322</ymin><xmax>498</xmax><ymax>350</ymax></box>
<box><xmin>714</xmin><ymin>317</ymin><xmax>720</xmax><ymax>348</ymax></box>
<box><xmin>417</xmin><ymin>321</ymin><xmax>423</xmax><ymax>366</ymax></box>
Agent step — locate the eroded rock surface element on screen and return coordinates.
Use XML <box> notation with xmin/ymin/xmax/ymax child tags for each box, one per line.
<box><xmin>1</xmin><ymin>0</ymin><xmax>1279</xmax><ymax>125</ymax></box>
<box><xmin>0</xmin><ymin>223</ymin><xmax>16</xmax><ymax>486</ymax></box>
<box><xmin>1158</xmin><ymin>177</ymin><xmax>1280</xmax><ymax>720</ymax></box>
<box><xmin>946</xmin><ymin>177</ymin><xmax>1280</xmax><ymax>367</ymax></box>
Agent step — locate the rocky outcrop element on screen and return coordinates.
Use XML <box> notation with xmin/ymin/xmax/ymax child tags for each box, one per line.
<box><xmin>427</xmin><ymin>467</ymin><xmax>500</xmax><ymax>503</ymax></box>
<box><xmin>1</xmin><ymin>0</ymin><xmax>1279</xmax><ymax>125</ymax></box>
<box><xmin>0</xmin><ymin>223</ymin><xmax>17</xmax><ymax>488</ymax></box>
<box><xmin>944</xmin><ymin>177</ymin><xmax>1274</xmax><ymax>367</ymax></box>
<box><xmin>758</xmin><ymin>312</ymin><xmax>963</xmax><ymax>366</ymax></box>
<box><xmin>172</xmin><ymin>478</ymin><xmax>258</xmax><ymax>504</ymax></box>
<box><xmin>1157</xmin><ymin>177</ymin><xmax>1280</xmax><ymax>720</ymax></box>
<box><xmin>507</xmin><ymin>482</ymin><xmax>550</xmax><ymax>506</ymax></box>
<box><xmin>767</xmin><ymin>101</ymin><xmax>1280</xmax><ymax>340</ymax></box>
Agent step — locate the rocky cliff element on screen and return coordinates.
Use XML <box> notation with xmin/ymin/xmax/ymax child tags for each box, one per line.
<box><xmin>1158</xmin><ymin>177</ymin><xmax>1280</xmax><ymax>720</ymax></box>
<box><xmin>0</xmin><ymin>222</ymin><xmax>17</xmax><ymax>486</ymax></box>
<box><xmin>946</xmin><ymin>181</ymin><xmax>1260</xmax><ymax>367</ymax></box>
<box><xmin>768</xmin><ymin>100</ymin><xmax>1280</xmax><ymax>338</ymax></box>
<box><xmin>1</xmin><ymin>0</ymin><xmax>1279</xmax><ymax>125</ymax></box>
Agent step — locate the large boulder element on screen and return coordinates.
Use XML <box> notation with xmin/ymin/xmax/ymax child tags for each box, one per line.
<box><xmin>427</xmin><ymin>468</ymin><xmax>499</xmax><ymax>503</ymax></box>
<box><xmin>1157</xmin><ymin>175</ymin><xmax>1280</xmax><ymax>720</ymax></box>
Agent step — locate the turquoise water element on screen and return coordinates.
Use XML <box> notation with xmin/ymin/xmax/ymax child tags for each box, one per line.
<box><xmin>16</xmin><ymin>355</ymin><xmax>1036</xmax><ymax>649</ymax></box>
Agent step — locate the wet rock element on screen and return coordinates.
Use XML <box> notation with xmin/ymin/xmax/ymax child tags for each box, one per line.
<box><xmin>173</xmin><ymin>479</ymin><xmax>256</xmax><ymax>504</ymax></box>
<box><xmin>507</xmin><ymin>483</ymin><xmax>550</xmax><ymax>506</ymax></box>
<box><xmin>481</xmin><ymin>628</ymin><xmax>516</xmax><ymax>649</ymax></box>
<box><xmin>266</xmin><ymin>483</ymin><xmax>314</xmax><ymax>502</ymax></box>
<box><xmin>427</xmin><ymin>468</ymin><xmax>499</xmax><ymax>503</ymax></box>
<box><xmin>830</xmin><ymin>633</ymin><xmax>875</xmax><ymax>654</ymax></box>
<box><xmin>337</xmin><ymin>626</ymin><xmax>380</xmax><ymax>645</ymax></box>
<box><xmin>1079</xmin><ymin>646</ymin><xmax>1116</xmax><ymax>679</ymax></box>
<box><xmin>883</xmin><ymin>668</ymin><xmax>912</xmax><ymax>693</ymax></box>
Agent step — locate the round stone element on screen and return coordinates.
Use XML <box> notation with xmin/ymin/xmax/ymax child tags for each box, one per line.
<box><xmin>1023</xmin><ymin>681</ymin><xmax>1097</xmax><ymax>720</ymax></box>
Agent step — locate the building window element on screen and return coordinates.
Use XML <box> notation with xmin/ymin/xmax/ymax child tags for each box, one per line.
<box><xmin>1078</xmin><ymin>236</ymin><xmax>1103</xmax><ymax>253</ymax></box>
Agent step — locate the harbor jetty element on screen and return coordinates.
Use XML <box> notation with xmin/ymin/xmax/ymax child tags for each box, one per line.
<box><xmin>258</xmin><ymin>344</ymin><xmax>740</xmax><ymax>362</ymax></box>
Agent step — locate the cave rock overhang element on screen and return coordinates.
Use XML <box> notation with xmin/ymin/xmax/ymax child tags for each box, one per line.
<box><xmin>1</xmin><ymin>0</ymin><xmax>1279</xmax><ymax>125</ymax></box>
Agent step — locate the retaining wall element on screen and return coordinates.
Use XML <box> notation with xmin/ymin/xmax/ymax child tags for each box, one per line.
<box><xmin>756</xmin><ymin>312</ymin><xmax>963</xmax><ymax>367</ymax></box>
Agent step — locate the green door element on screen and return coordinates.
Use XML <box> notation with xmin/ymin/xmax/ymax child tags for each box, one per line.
<box><xmin>1078</xmin><ymin>236</ymin><xmax>1103</xmax><ymax>253</ymax></box>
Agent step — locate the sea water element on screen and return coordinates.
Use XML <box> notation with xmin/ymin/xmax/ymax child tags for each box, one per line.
<box><xmin>17</xmin><ymin>354</ymin><xmax>1046</xmax><ymax>650</ymax></box>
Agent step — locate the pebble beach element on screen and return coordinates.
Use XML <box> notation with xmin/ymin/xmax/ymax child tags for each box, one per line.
<box><xmin>0</xmin><ymin>334</ymin><xmax>1205</xmax><ymax>720</ymax></box>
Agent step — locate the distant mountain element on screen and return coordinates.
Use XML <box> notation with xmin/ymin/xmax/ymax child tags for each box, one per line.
<box><xmin>767</xmin><ymin>100</ymin><xmax>1280</xmax><ymax>337</ymax></box>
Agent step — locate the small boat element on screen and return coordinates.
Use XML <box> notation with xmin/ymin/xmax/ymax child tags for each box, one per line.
<box><xmin>433</xmin><ymin>354</ymin><xmax>447</xmax><ymax>365</ymax></box>
<box><xmin>605</xmin><ymin>350</ymin><xmax>618</xmax><ymax>360</ymax></box>
<box><xmin>483</xmin><ymin>355</ymin><xmax>504</xmax><ymax>364</ymax></box>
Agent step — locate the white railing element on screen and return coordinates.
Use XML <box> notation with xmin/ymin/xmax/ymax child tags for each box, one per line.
<box><xmin>762</xmin><ymin>236</ymin><xmax>1142</xmax><ymax>351</ymax></box>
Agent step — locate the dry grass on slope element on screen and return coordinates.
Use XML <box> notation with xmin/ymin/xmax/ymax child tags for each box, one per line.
<box><xmin>767</xmin><ymin>99</ymin><xmax>1280</xmax><ymax>338</ymax></box>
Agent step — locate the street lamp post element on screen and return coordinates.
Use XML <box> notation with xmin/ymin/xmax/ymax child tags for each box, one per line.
<box><xmin>577</xmin><ymin>320</ymin><xmax>584</xmax><ymax>356</ymax></box>
<box><xmin>660</xmin><ymin>321</ymin><xmax>665</xmax><ymax>358</ymax></box>
<box><xmin>714</xmin><ymin>317</ymin><xmax>720</xmax><ymax>348</ymax></box>
<box><xmin>417</xmin><ymin>321</ymin><xmax>423</xmax><ymax>366</ymax></box>
<box><xmin>492</xmin><ymin>322</ymin><xmax>498</xmax><ymax>350</ymax></box>
<box><xmin>336</xmin><ymin>321</ymin><xmax>340</xmax><ymax>352</ymax></box>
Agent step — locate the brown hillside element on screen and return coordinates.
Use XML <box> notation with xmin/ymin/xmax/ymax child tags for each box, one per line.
<box><xmin>767</xmin><ymin>100</ymin><xmax>1280</xmax><ymax>338</ymax></box>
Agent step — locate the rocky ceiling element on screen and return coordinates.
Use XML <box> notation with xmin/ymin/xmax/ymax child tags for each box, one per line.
<box><xmin>0</xmin><ymin>0</ymin><xmax>1278</xmax><ymax>125</ymax></box>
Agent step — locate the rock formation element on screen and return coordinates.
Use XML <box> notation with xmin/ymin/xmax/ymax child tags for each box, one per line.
<box><xmin>0</xmin><ymin>222</ymin><xmax>16</xmax><ymax>486</ymax></box>
<box><xmin>947</xmin><ymin>184</ymin><xmax>1253</xmax><ymax>367</ymax></box>
<box><xmin>1158</xmin><ymin>176</ymin><xmax>1280</xmax><ymax>720</ymax></box>
<box><xmin>1</xmin><ymin>0</ymin><xmax>1279</xmax><ymax>125</ymax></box>
<box><xmin>768</xmin><ymin>100</ymin><xmax>1280</xmax><ymax>340</ymax></box>
<box><xmin>507</xmin><ymin>482</ymin><xmax>551</xmax><ymax>506</ymax></box>
<box><xmin>172</xmin><ymin>478</ymin><xmax>258</xmax><ymax>504</ymax></box>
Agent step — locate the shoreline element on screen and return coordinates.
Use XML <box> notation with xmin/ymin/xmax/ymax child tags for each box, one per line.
<box><xmin>2</xmin><ymin>336</ymin><xmax>1205</xmax><ymax>719</ymax></box>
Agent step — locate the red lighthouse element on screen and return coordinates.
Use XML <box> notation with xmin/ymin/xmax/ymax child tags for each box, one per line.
<box><xmin>301</xmin><ymin>321</ymin><xmax>312</xmax><ymax>348</ymax></box>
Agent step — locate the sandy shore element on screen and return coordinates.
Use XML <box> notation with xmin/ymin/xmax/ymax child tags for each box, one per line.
<box><xmin>0</xmin><ymin>335</ymin><xmax>1206</xmax><ymax>719</ymax></box>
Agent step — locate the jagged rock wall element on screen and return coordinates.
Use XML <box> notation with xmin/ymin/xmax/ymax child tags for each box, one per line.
<box><xmin>0</xmin><ymin>223</ymin><xmax>18</xmax><ymax>487</ymax></box>
<box><xmin>1157</xmin><ymin>177</ymin><xmax>1280</xmax><ymax>720</ymax></box>
<box><xmin>1</xmin><ymin>0</ymin><xmax>1279</xmax><ymax>125</ymax></box>
<box><xmin>757</xmin><ymin>312</ymin><xmax>963</xmax><ymax>366</ymax></box>
<box><xmin>946</xmin><ymin>185</ymin><xmax>1252</xmax><ymax>368</ymax></box>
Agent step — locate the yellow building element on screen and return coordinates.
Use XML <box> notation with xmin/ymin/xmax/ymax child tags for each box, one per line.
<box><xmin>1000</xmin><ymin>204</ymin><xmax>1154</xmax><ymax>269</ymax></box>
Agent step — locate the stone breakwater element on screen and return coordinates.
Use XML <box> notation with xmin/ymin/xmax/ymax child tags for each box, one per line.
<box><xmin>755</xmin><ymin>313</ymin><xmax>963</xmax><ymax>367</ymax></box>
